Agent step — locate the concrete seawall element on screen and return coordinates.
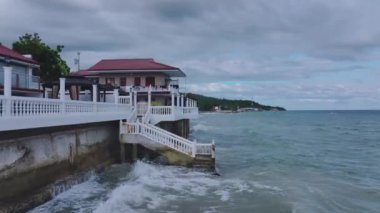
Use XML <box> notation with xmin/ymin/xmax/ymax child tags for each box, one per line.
<box><xmin>0</xmin><ymin>121</ymin><xmax>120</xmax><ymax>212</ymax></box>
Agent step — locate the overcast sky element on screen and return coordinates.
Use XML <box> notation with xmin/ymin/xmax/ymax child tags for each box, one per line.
<box><xmin>1</xmin><ymin>0</ymin><xmax>380</xmax><ymax>110</ymax></box>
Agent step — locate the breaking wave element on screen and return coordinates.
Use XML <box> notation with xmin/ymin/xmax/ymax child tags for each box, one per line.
<box><xmin>94</xmin><ymin>161</ymin><xmax>273</xmax><ymax>213</ymax></box>
<box><xmin>192</xmin><ymin>123</ymin><xmax>211</xmax><ymax>132</ymax></box>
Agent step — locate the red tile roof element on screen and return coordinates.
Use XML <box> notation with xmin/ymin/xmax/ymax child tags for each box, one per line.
<box><xmin>0</xmin><ymin>44</ymin><xmax>38</xmax><ymax>65</ymax></box>
<box><xmin>70</xmin><ymin>69</ymin><xmax>91</xmax><ymax>76</ymax></box>
<box><xmin>88</xmin><ymin>58</ymin><xmax>179</xmax><ymax>71</ymax></box>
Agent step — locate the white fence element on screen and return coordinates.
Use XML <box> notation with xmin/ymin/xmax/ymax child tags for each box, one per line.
<box><xmin>131</xmin><ymin>85</ymin><xmax>179</xmax><ymax>93</ymax></box>
<box><xmin>0</xmin><ymin>95</ymin><xmax>130</xmax><ymax>118</ymax></box>
<box><xmin>137</xmin><ymin>102</ymin><xmax>148</xmax><ymax>116</ymax></box>
<box><xmin>118</xmin><ymin>96</ymin><xmax>131</xmax><ymax>105</ymax></box>
<box><xmin>147</xmin><ymin>106</ymin><xmax>198</xmax><ymax>124</ymax></box>
<box><xmin>150</xmin><ymin>106</ymin><xmax>198</xmax><ymax>116</ymax></box>
<box><xmin>195</xmin><ymin>143</ymin><xmax>214</xmax><ymax>156</ymax></box>
<box><xmin>126</xmin><ymin>121</ymin><xmax>214</xmax><ymax>157</ymax></box>
<box><xmin>151</xmin><ymin>106</ymin><xmax>172</xmax><ymax>115</ymax></box>
<box><xmin>182</xmin><ymin>107</ymin><xmax>198</xmax><ymax>115</ymax></box>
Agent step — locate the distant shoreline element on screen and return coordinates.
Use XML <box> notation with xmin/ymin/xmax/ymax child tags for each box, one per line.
<box><xmin>187</xmin><ymin>93</ymin><xmax>286</xmax><ymax>112</ymax></box>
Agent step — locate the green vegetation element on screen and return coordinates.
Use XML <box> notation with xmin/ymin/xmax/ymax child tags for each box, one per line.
<box><xmin>12</xmin><ymin>33</ymin><xmax>70</xmax><ymax>82</ymax></box>
<box><xmin>186</xmin><ymin>93</ymin><xmax>286</xmax><ymax>112</ymax></box>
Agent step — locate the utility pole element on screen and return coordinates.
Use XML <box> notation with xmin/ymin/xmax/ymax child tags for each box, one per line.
<box><xmin>74</xmin><ymin>52</ymin><xmax>80</xmax><ymax>71</ymax></box>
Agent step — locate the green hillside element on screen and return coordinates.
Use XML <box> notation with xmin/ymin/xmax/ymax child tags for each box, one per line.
<box><xmin>187</xmin><ymin>93</ymin><xmax>286</xmax><ymax>112</ymax></box>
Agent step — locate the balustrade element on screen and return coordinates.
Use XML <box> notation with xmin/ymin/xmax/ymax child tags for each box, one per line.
<box><xmin>118</xmin><ymin>96</ymin><xmax>131</xmax><ymax>105</ymax></box>
<box><xmin>0</xmin><ymin>95</ymin><xmax>131</xmax><ymax>118</ymax></box>
<box><xmin>126</xmin><ymin>121</ymin><xmax>214</xmax><ymax>157</ymax></box>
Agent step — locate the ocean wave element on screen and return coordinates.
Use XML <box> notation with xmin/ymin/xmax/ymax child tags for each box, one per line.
<box><xmin>30</xmin><ymin>174</ymin><xmax>105</xmax><ymax>213</ymax></box>
<box><xmin>192</xmin><ymin>123</ymin><xmax>211</xmax><ymax>131</ymax></box>
<box><xmin>93</xmin><ymin>161</ymin><xmax>275</xmax><ymax>213</ymax></box>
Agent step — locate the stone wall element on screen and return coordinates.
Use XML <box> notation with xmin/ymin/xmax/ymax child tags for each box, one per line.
<box><xmin>0</xmin><ymin>121</ymin><xmax>119</xmax><ymax>212</ymax></box>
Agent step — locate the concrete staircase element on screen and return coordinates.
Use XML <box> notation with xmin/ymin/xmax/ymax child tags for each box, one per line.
<box><xmin>120</xmin><ymin>108</ymin><xmax>215</xmax><ymax>169</ymax></box>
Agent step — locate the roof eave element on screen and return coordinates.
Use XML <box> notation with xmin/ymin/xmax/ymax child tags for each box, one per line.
<box><xmin>0</xmin><ymin>56</ymin><xmax>40</xmax><ymax>68</ymax></box>
<box><xmin>87</xmin><ymin>69</ymin><xmax>186</xmax><ymax>77</ymax></box>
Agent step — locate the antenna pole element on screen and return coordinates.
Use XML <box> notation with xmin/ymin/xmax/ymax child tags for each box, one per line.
<box><xmin>77</xmin><ymin>52</ymin><xmax>80</xmax><ymax>71</ymax></box>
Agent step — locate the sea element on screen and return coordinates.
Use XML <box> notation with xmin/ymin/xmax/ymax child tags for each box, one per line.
<box><xmin>30</xmin><ymin>111</ymin><xmax>380</xmax><ymax>213</ymax></box>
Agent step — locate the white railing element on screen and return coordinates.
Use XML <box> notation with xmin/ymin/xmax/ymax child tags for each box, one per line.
<box><xmin>132</xmin><ymin>85</ymin><xmax>178</xmax><ymax>93</ymax></box>
<box><xmin>129</xmin><ymin>122</ymin><xmax>194</xmax><ymax>156</ymax></box>
<box><xmin>128</xmin><ymin>107</ymin><xmax>138</xmax><ymax>122</ymax></box>
<box><xmin>142</xmin><ymin>107</ymin><xmax>151</xmax><ymax>124</ymax></box>
<box><xmin>148</xmin><ymin>106</ymin><xmax>198</xmax><ymax>124</ymax></box>
<box><xmin>150</xmin><ymin>106</ymin><xmax>198</xmax><ymax>116</ymax></box>
<box><xmin>126</xmin><ymin>121</ymin><xmax>214</xmax><ymax>157</ymax></box>
<box><xmin>195</xmin><ymin>143</ymin><xmax>213</xmax><ymax>155</ymax></box>
<box><xmin>137</xmin><ymin>102</ymin><xmax>148</xmax><ymax>116</ymax></box>
<box><xmin>0</xmin><ymin>97</ymin><xmax>5</xmax><ymax>117</ymax></box>
<box><xmin>123</xmin><ymin>122</ymin><xmax>139</xmax><ymax>134</ymax></box>
<box><xmin>0</xmin><ymin>95</ymin><xmax>130</xmax><ymax>118</ymax></box>
<box><xmin>183</xmin><ymin>107</ymin><xmax>198</xmax><ymax>115</ymax></box>
<box><xmin>151</xmin><ymin>106</ymin><xmax>172</xmax><ymax>115</ymax></box>
<box><xmin>118</xmin><ymin>96</ymin><xmax>131</xmax><ymax>105</ymax></box>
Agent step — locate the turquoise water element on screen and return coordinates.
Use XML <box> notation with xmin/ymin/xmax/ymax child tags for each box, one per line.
<box><xmin>30</xmin><ymin>111</ymin><xmax>380</xmax><ymax>213</ymax></box>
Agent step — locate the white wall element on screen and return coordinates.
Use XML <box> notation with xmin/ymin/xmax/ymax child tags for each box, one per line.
<box><xmin>94</xmin><ymin>74</ymin><xmax>168</xmax><ymax>87</ymax></box>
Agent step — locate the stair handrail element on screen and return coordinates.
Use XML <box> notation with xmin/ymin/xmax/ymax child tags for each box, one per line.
<box><xmin>138</xmin><ymin>122</ymin><xmax>194</xmax><ymax>156</ymax></box>
<box><xmin>127</xmin><ymin>121</ymin><xmax>214</xmax><ymax>157</ymax></box>
<box><xmin>128</xmin><ymin>107</ymin><xmax>138</xmax><ymax>122</ymax></box>
<box><xmin>142</xmin><ymin>107</ymin><xmax>151</xmax><ymax>124</ymax></box>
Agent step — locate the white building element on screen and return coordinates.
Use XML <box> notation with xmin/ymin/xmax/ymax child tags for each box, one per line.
<box><xmin>0</xmin><ymin>44</ymin><xmax>41</xmax><ymax>97</ymax></box>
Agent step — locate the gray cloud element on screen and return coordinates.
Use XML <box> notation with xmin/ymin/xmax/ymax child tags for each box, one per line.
<box><xmin>1</xmin><ymin>0</ymin><xmax>379</xmax><ymax>109</ymax></box>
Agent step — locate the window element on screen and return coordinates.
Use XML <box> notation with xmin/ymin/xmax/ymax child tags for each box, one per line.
<box><xmin>106</xmin><ymin>78</ymin><xmax>115</xmax><ymax>86</ymax></box>
<box><xmin>134</xmin><ymin>77</ymin><xmax>141</xmax><ymax>86</ymax></box>
<box><xmin>120</xmin><ymin>77</ymin><xmax>126</xmax><ymax>86</ymax></box>
<box><xmin>16</xmin><ymin>74</ymin><xmax>20</xmax><ymax>88</ymax></box>
<box><xmin>145</xmin><ymin>77</ymin><xmax>155</xmax><ymax>86</ymax></box>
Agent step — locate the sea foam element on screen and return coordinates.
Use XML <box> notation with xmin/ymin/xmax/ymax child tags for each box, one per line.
<box><xmin>93</xmin><ymin>161</ymin><xmax>266</xmax><ymax>213</ymax></box>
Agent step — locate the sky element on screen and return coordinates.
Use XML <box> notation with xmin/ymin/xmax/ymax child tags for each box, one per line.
<box><xmin>1</xmin><ymin>0</ymin><xmax>380</xmax><ymax>110</ymax></box>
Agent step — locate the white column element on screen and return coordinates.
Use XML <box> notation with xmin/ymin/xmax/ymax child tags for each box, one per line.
<box><xmin>59</xmin><ymin>77</ymin><xmax>65</xmax><ymax>114</ymax></box>
<box><xmin>3</xmin><ymin>66</ymin><xmax>12</xmax><ymax>117</ymax></box>
<box><xmin>181</xmin><ymin>95</ymin><xmax>184</xmax><ymax>108</ymax></box>
<box><xmin>134</xmin><ymin>91</ymin><xmax>137</xmax><ymax>106</ymax></box>
<box><xmin>44</xmin><ymin>89</ymin><xmax>49</xmax><ymax>99</ymax></box>
<box><xmin>211</xmin><ymin>139</ymin><xmax>215</xmax><ymax>159</ymax></box>
<box><xmin>129</xmin><ymin>87</ymin><xmax>133</xmax><ymax>105</ymax></box>
<box><xmin>148</xmin><ymin>85</ymin><xmax>152</xmax><ymax>107</ymax></box>
<box><xmin>3</xmin><ymin>66</ymin><xmax>12</xmax><ymax>98</ymax></box>
<box><xmin>176</xmin><ymin>93</ymin><xmax>180</xmax><ymax>107</ymax></box>
<box><xmin>92</xmin><ymin>84</ymin><xmax>97</xmax><ymax>102</ymax></box>
<box><xmin>59</xmin><ymin>78</ymin><xmax>65</xmax><ymax>101</ymax></box>
<box><xmin>192</xmin><ymin>139</ymin><xmax>197</xmax><ymax>158</ymax></box>
<box><xmin>27</xmin><ymin>67</ymin><xmax>32</xmax><ymax>88</ymax></box>
<box><xmin>171</xmin><ymin>92</ymin><xmax>175</xmax><ymax>107</ymax></box>
<box><xmin>114</xmin><ymin>89</ymin><xmax>119</xmax><ymax>104</ymax></box>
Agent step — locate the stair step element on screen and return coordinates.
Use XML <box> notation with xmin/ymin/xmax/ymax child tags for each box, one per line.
<box><xmin>196</xmin><ymin>154</ymin><xmax>212</xmax><ymax>157</ymax></box>
<box><xmin>194</xmin><ymin>159</ymin><xmax>213</xmax><ymax>163</ymax></box>
<box><xmin>194</xmin><ymin>163</ymin><xmax>212</xmax><ymax>166</ymax></box>
<box><xmin>195</xmin><ymin>156</ymin><xmax>213</xmax><ymax>161</ymax></box>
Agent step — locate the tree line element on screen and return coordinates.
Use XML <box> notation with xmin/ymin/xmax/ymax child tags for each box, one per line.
<box><xmin>187</xmin><ymin>93</ymin><xmax>286</xmax><ymax>112</ymax></box>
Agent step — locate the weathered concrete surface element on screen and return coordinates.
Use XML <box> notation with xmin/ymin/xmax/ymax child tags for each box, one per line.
<box><xmin>0</xmin><ymin>121</ymin><xmax>119</xmax><ymax>212</ymax></box>
<box><xmin>121</xmin><ymin>119</ymin><xmax>215</xmax><ymax>170</ymax></box>
<box><xmin>122</xmin><ymin>134</ymin><xmax>194</xmax><ymax>166</ymax></box>
<box><xmin>156</xmin><ymin>119</ymin><xmax>190</xmax><ymax>138</ymax></box>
